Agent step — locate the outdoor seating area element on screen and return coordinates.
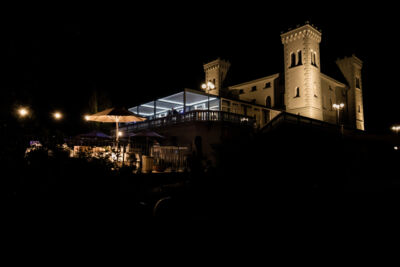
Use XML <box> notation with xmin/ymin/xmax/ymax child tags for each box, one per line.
<box><xmin>63</xmin><ymin>129</ymin><xmax>189</xmax><ymax>173</ymax></box>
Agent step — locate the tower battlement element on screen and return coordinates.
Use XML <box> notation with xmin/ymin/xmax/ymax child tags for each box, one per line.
<box><xmin>281</xmin><ymin>23</ymin><xmax>322</xmax><ymax>44</ymax></box>
<box><xmin>281</xmin><ymin>23</ymin><xmax>323</xmax><ymax>120</ymax></box>
<box><xmin>203</xmin><ymin>58</ymin><xmax>231</xmax><ymax>96</ymax></box>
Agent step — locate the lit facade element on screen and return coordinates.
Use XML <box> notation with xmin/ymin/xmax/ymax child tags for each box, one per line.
<box><xmin>123</xmin><ymin>23</ymin><xmax>366</xmax><ymax>166</ymax></box>
<box><xmin>217</xmin><ymin>23</ymin><xmax>364</xmax><ymax>130</ymax></box>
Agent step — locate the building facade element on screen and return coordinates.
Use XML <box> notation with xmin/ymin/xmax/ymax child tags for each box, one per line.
<box><xmin>124</xmin><ymin>23</ymin><xmax>366</xmax><ymax>168</ymax></box>
<box><xmin>201</xmin><ymin>23</ymin><xmax>365</xmax><ymax>130</ymax></box>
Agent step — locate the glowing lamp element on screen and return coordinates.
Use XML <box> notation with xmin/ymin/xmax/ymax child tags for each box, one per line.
<box><xmin>18</xmin><ymin>108</ymin><xmax>29</xmax><ymax>117</ymax></box>
<box><xmin>53</xmin><ymin>112</ymin><xmax>62</xmax><ymax>120</ymax></box>
<box><xmin>207</xmin><ymin>82</ymin><xmax>215</xmax><ymax>89</ymax></box>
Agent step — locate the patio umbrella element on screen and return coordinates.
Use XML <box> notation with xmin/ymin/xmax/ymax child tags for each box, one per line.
<box><xmin>85</xmin><ymin>107</ymin><xmax>146</xmax><ymax>142</ymax></box>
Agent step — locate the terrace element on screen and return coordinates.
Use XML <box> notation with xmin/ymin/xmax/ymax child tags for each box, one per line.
<box><xmin>124</xmin><ymin>88</ymin><xmax>255</xmax><ymax>133</ymax></box>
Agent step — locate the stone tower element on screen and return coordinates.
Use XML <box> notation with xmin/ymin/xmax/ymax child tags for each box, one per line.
<box><xmin>281</xmin><ymin>23</ymin><xmax>323</xmax><ymax>120</ymax></box>
<box><xmin>203</xmin><ymin>58</ymin><xmax>231</xmax><ymax>96</ymax></box>
<box><xmin>336</xmin><ymin>55</ymin><xmax>365</xmax><ymax>130</ymax></box>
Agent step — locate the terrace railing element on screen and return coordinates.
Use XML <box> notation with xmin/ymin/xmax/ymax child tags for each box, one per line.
<box><xmin>123</xmin><ymin>110</ymin><xmax>254</xmax><ymax>132</ymax></box>
<box><xmin>260</xmin><ymin>112</ymin><xmax>340</xmax><ymax>133</ymax></box>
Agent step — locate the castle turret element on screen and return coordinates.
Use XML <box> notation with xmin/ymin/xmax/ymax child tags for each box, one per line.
<box><xmin>336</xmin><ymin>55</ymin><xmax>365</xmax><ymax>130</ymax></box>
<box><xmin>203</xmin><ymin>58</ymin><xmax>230</xmax><ymax>96</ymax></box>
<box><xmin>281</xmin><ymin>23</ymin><xmax>323</xmax><ymax>120</ymax></box>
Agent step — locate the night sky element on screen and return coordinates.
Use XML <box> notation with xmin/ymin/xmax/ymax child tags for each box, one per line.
<box><xmin>2</xmin><ymin>4</ymin><xmax>399</xmax><ymax>135</ymax></box>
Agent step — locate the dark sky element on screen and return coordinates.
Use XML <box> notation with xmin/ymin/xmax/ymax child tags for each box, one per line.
<box><xmin>2</xmin><ymin>4</ymin><xmax>398</xmax><ymax>134</ymax></box>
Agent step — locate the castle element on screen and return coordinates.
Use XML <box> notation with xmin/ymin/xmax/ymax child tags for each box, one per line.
<box><xmin>202</xmin><ymin>22</ymin><xmax>364</xmax><ymax>130</ymax></box>
<box><xmin>125</xmin><ymin>23</ymin><xmax>366</xmax><ymax>168</ymax></box>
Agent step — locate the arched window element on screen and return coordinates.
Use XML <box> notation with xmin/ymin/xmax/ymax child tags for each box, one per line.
<box><xmin>295</xmin><ymin>87</ymin><xmax>300</xmax><ymax>98</ymax></box>
<box><xmin>290</xmin><ymin>53</ymin><xmax>296</xmax><ymax>67</ymax></box>
<box><xmin>311</xmin><ymin>52</ymin><xmax>317</xmax><ymax>67</ymax></box>
<box><xmin>266</xmin><ymin>96</ymin><xmax>271</xmax><ymax>108</ymax></box>
<box><xmin>297</xmin><ymin>50</ymin><xmax>302</xmax><ymax>65</ymax></box>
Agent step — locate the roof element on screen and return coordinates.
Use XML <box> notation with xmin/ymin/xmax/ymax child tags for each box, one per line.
<box><xmin>228</xmin><ymin>73</ymin><xmax>280</xmax><ymax>89</ymax></box>
<box><xmin>129</xmin><ymin>89</ymin><xmax>219</xmax><ymax>117</ymax></box>
<box><xmin>320</xmin><ymin>73</ymin><xmax>347</xmax><ymax>88</ymax></box>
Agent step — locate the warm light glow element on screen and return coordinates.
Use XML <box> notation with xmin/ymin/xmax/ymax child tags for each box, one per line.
<box><xmin>118</xmin><ymin>131</ymin><xmax>123</xmax><ymax>137</ymax></box>
<box><xmin>53</xmin><ymin>112</ymin><xmax>62</xmax><ymax>120</ymax></box>
<box><xmin>394</xmin><ymin>146</ymin><xmax>399</xmax><ymax>151</ymax></box>
<box><xmin>201</xmin><ymin>82</ymin><xmax>215</xmax><ymax>90</ymax></box>
<box><xmin>84</xmin><ymin>115</ymin><xmax>90</xmax><ymax>121</ymax></box>
<box><xmin>18</xmin><ymin>108</ymin><xmax>29</xmax><ymax>117</ymax></box>
<box><xmin>391</xmin><ymin>125</ymin><xmax>400</xmax><ymax>132</ymax></box>
<box><xmin>332</xmin><ymin>103</ymin><xmax>345</xmax><ymax>110</ymax></box>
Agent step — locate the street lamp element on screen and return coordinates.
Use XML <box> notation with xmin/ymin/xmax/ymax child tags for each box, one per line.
<box><xmin>201</xmin><ymin>81</ymin><xmax>215</xmax><ymax>94</ymax></box>
<box><xmin>391</xmin><ymin>125</ymin><xmax>400</xmax><ymax>135</ymax></box>
<box><xmin>201</xmin><ymin>82</ymin><xmax>215</xmax><ymax>117</ymax></box>
<box><xmin>332</xmin><ymin>103</ymin><xmax>345</xmax><ymax>125</ymax></box>
<box><xmin>53</xmin><ymin>111</ymin><xmax>63</xmax><ymax>120</ymax></box>
<box><xmin>18</xmin><ymin>107</ymin><xmax>29</xmax><ymax>118</ymax></box>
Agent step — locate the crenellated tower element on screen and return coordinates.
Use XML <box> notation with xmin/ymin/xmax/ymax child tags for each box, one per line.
<box><xmin>203</xmin><ymin>58</ymin><xmax>231</xmax><ymax>96</ymax></box>
<box><xmin>281</xmin><ymin>23</ymin><xmax>323</xmax><ymax>120</ymax></box>
<box><xmin>336</xmin><ymin>55</ymin><xmax>365</xmax><ymax>130</ymax></box>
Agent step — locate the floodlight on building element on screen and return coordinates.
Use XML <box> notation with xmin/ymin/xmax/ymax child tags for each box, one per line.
<box><xmin>84</xmin><ymin>115</ymin><xmax>90</xmax><ymax>121</ymax></box>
